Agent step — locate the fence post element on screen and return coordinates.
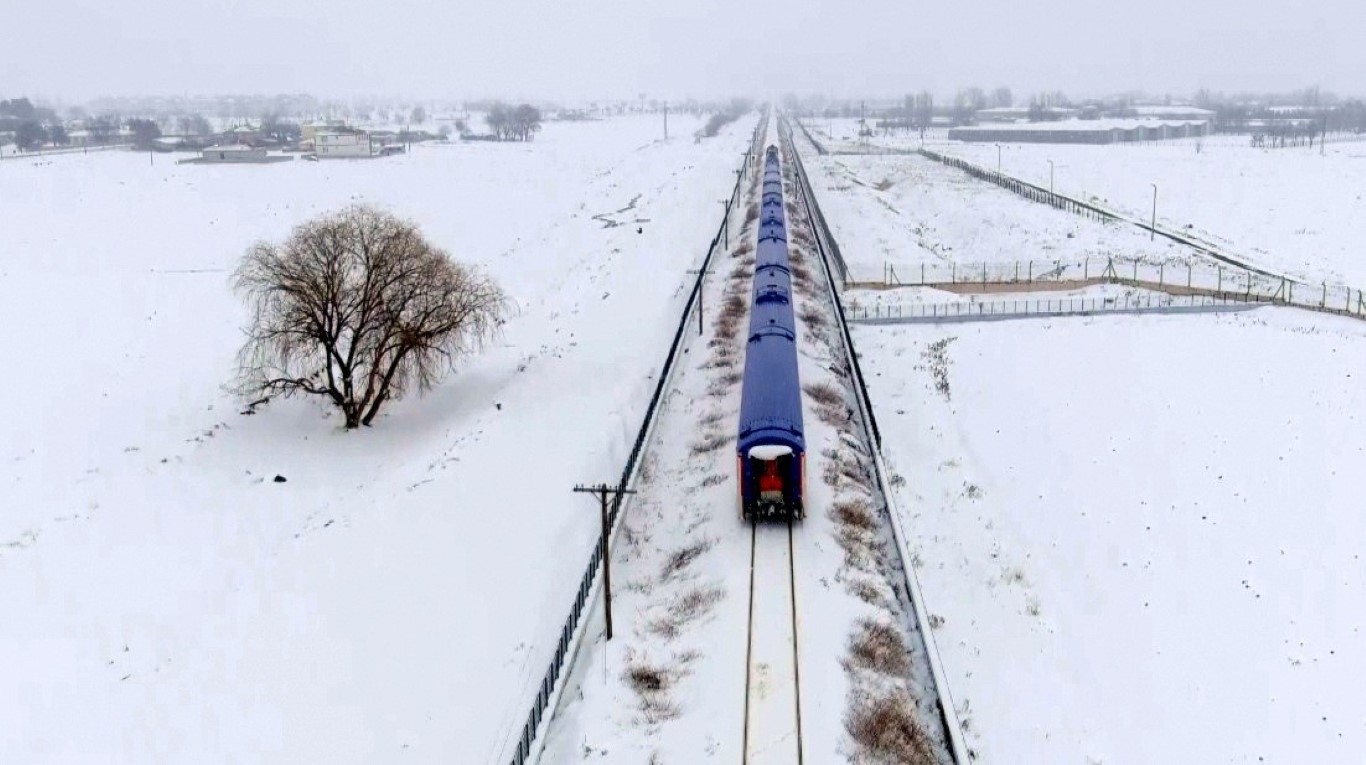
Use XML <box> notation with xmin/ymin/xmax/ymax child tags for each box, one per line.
<box><xmin>921</xmin><ymin>262</ymin><xmax>925</xmax><ymax>285</ymax></box>
<box><xmin>1187</xmin><ymin>263</ymin><xmax>1192</xmax><ymax>288</ymax></box>
<box><xmin>982</xmin><ymin>263</ymin><xmax>987</xmax><ymax>286</ymax></box>
<box><xmin>952</xmin><ymin>262</ymin><xmax>956</xmax><ymax>283</ymax></box>
<box><xmin>1218</xmin><ymin>266</ymin><xmax>1223</xmax><ymax>294</ymax></box>
<box><xmin>1159</xmin><ymin>262</ymin><xmax>1164</xmax><ymax>287</ymax></box>
<box><xmin>1322</xmin><ymin>282</ymin><xmax>1327</xmax><ymax>308</ymax></box>
<box><xmin>1084</xmin><ymin>258</ymin><xmax>1089</xmax><ymax>280</ymax></box>
<box><xmin>1028</xmin><ymin>260</ymin><xmax>1033</xmax><ymax>284</ymax></box>
<box><xmin>1133</xmin><ymin>260</ymin><xmax>1138</xmax><ymax>281</ymax></box>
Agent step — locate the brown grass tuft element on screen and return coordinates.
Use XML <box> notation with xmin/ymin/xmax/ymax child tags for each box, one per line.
<box><xmin>831</xmin><ymin>499</ymin><xmax>876</xmax><ymax>532</ymax></box>
<box><xmin>805</xmin><ymin>382</ymin><xmax>844</xmax><ymax>408</ymax></box>
<box><xmin>846</xmin><ymin>691</ymin><xmax>935</xmax><ymax>765</ymax></box>
<box><xmin>661</xmin><ymin>539</ymin><xmax>714</xmax><ymax>580</ymax></box>
<box><xmin>846</xmin><ymin>619</ymin><xmax>910</xmax><ymax>676</ymax></box>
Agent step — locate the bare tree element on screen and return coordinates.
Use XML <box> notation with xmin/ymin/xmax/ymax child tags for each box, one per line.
<box><xmin>232</xmin><ymin>205</ymin><xmax>511</xmax><ymax>429</ymax></box>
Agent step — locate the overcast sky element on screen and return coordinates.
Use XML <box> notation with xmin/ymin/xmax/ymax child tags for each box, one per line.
<box><xmin>4</xmin><ymin>0</ymin><xmax>1362</xmax><ymax>103</ymax></box>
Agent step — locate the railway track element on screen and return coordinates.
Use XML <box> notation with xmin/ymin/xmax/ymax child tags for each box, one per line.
<box><xmin>741</xmin><ymin>519</ymin><xmax>804</xmax><ymax>765</ymax></box>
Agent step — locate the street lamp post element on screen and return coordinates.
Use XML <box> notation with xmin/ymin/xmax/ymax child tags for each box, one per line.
<box><xmin>1149</xmin><ymin>183</ymin><xmax>1158</xmax><ymax>241</ymax></box>
<box><xmin>1048</xmin><ymin>160</ymin><xmax>1055</xmax><ymax>194</ymax></box>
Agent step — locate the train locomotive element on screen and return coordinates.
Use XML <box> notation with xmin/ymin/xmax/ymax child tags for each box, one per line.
<box><xmin>736</xmin><ymin>145</ymin><xmax>807</xmax><ymax>520</ymax></box>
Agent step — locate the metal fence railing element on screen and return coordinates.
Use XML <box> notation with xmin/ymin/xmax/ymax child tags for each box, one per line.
<box><xmin>849</xmin><ymin>292</ymin><xmax>1264</xmax><ymax>325</ymax></box>
<box><xmin>780</xmin><ymin>114</ymin><xmax>972</xmax><ymax>764</ymax></box>
<box><xmin>502</xmin><ymin>113</ymin><xmax>769</xmax><ymax>765</ymax></box>
<box><xmin>849</xmin><ymin>255</ymin><xmax>1366</xmax><ymax>322</ymax></box>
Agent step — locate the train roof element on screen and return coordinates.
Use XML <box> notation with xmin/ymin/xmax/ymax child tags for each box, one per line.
<box><xmin>737</xmin><ymin>329</ymin><xmax>805</xmax><ymax>455</ymax></box>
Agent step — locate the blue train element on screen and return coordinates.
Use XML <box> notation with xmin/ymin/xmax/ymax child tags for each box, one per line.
<box><xmin>736</xmin><ymin>146</ymin><xmax>806</xmax><ymax>520</ymax></box>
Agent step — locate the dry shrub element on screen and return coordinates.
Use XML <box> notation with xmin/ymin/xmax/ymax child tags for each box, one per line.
<box><xmin>690</xmin><ymin>431</ymin><xmax>731</xmax><ymax>455</ymax></box>
<box><xmin>846</xmin><ymin>691</ymin><xmax>934</xmax><ymax>765</ymax></box>
<box><xmin>661</xmin><ymin>538</ymin><xmax>714</xmax><ymax>580</ymax></box>
<box><xmin>805</xmin><ymin>382</ymin><xmax>844</xmax><ymax>408</ymax></box>
<box><xmin>847</xmin><ymin>619</ymin><xmax>910</xmax><ymax>676</ymax></box>
<box><xmin>698</xmin><ymin>410</ymin><xmax>725</xmax><ymax>427</ymax></box>
<box><xmin>831</xmin><ymin>499</ymin><xmax>876</xmax><ymax>532</ymax></box>
<box><xmin>674</xmin><ymin>585</ymin><xmax>723</xmax><ymax>621</ymax></box>
<box><xmin>791</xmin><ymin>262</ymin><xmax>812</xmax><ymax>285</ymax></box>
<box><xmin>699</xmin><ymin>473</ymin><xmax>726</xmax><ymax>488</ymax></box>
<box><xmin>839</xmin><ymin>454</ymin><xmax>870</xmax><ymax>489</ymax></box>
<box><xmin>720</xmin><ymin>294</ymin><xmax>746</xmax><ymax>320</ymax></box>
<box><xmin>707</xmin><ymin>371</ymin><xmax>742</xmax><ymax>397</ymax></box>
<box><xmin>874</xmin><ymin>178</ymin><xmax>894</xmax><ymax>191</ymax></box>
<box><xmin>730</xmin><ymin>264</ymin><xmax>754</xmax><ymax>281</ymax></box>
<box><xmin>627</xmin><ymin>663</ymin><xmax>669</xmax><ymax>694</ymax></box>
<box><xmin>648</xmin><ymin>585</ymin><xmax>724</xmax><ymax>639</ymax></box>
<box><xmin>836</xmin><ymin>524</ymin><xmax>879</xmax><ymax>569</ymax></box>
<box><xmin>822</xmin><ymin>456</ymin><xmax>841</xmax><ymax>488</ymax></box>
<box><xmin>745</xmin><ymin>204</ymin><xmax>759</xmax><ymax>224</ymax></box>
<box><xmin>847</xmin><ymin>577</ymin><xmax>886</xmax><ymax>607</ymax></box>
<box><xmin>733</xmin><ymin>239</ymin><xmax>755</xmax><ymax>257</ymax></box>
<box><xmin>799</xmin><ymin>305</ymin><xmax>827</xmax><ymax>328</ymax></box>
<box><xmin>922</xmin><ymin>337</ymin><xmax>956</xmax><ymax>401</ymax></box>
<box><xmin>625</xmin><ymin>658</ymin><xmax>682</xmax><ymax>724</ymax></box>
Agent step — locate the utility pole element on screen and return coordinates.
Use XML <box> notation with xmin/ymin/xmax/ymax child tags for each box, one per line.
<box><xmin>1149</xmin><ymin>183</ymin><xmax>1158</xmax><ymax>241</ymax></box>
<box><xmin>663</xmin><ymin>101</ymin><xmax>668</xmax><ymax>141</ymax></box>
<box><xmin>688</xmin><ymin>266</ymin><xmax>710</xmax><ymax>336</ymax></box>
<box><xmin>573</xmin><ymin>483</ymin><xmax>636</xmax><ymax>641</ymax></box>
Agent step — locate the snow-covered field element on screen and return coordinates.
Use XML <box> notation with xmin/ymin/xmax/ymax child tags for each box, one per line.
<box><xmin>806</xmin><ymin>152</ymin><xmax>1190</xmax><ymax>283</ymax></box>
<box><xmin>801</xmin><ymin>114</ymin><xmax>1366</xmax><ymax>289</ymax></box>
<box><xmin>935</xmin><ymin>139</ymin><xmax>1366</xmax><ymax>287</ymax></box>
<box><xmin>857</xmin><ymin>307</ymin><xmax>1366</xmax><ymax>763</ymax></box>
<box><xmin>0</xmin><ymin>113</ymin><xmax>754</xmax><ymax>764</ymax></box>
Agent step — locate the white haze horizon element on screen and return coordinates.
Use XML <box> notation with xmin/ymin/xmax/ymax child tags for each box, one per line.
<box><xmin>3</xmin><ymin>0</ymin><xmax>1364</xmax><ymax>105</ymax></box>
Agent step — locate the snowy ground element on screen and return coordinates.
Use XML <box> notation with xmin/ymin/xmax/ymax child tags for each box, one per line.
<box><xmin>856</xmin><ymin>308</ymin><xmax>1366</xmax><ymax>763</ymax></box>
<box><xmin>0</xmin><ymin>113</ymin><xmax>754</xmax><ymax>764</ymax></box>
<box><xmin>805</xmin><ymin>151</ymin><xmax>1190</xmax><ymax>283</ymax></box>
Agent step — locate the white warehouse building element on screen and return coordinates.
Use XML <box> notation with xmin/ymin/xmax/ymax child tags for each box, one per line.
<box><xmin>316</xmin><ymin>130</ymin><xmax>374</xmax><ymax>158</ymax></box>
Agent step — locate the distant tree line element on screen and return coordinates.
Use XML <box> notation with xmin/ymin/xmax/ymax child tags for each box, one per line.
<box><xmin>484</xmin><ymin>103</ymin><xmax>542</xmax><ymax>141</ymax></box>
<box><xmin>700</xmin><ymin>99</ymin><xmax>754</xmax><ymax>138</ymax></box>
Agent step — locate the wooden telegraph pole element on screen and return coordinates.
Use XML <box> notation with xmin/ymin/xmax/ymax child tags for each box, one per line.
<box><xmin>573</xmin><ymin>483</ymin><xmax>636</xmax><ymax>640</ymax></box>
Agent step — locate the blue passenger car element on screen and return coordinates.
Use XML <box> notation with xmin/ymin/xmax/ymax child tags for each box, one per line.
<box><xmin>737</xmin><ymin>146</ymin><xmax>806</xmax><ymax>520</ymax></box>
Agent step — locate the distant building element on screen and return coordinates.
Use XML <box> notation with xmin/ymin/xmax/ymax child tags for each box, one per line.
<box><xmin>975</xmin><ymin>106</ymin><xmax>1080</xmax><ymax>123</ymax></box>
<box><xmin>302</xmin><ymin>120</ymin><xmax>348</xmax><ymax>142</ymax></box>
<box><xmin>199</xmin><ymin>144</ymin><xmax>268</xmax><ymax>162</ymax></box>
<box><xmin>223</xmin><ymin>124</ymin><xmax>261</xmax><ymax>144</ymax></box>
<box><xmin>1131</xmin><ymin>105</ymin><xmax>1216</xmax><ymax>121</ymax></box>
<box><xmin>949</xmin><ymin>119</ymin><xmax>1209</xmax><ymax>145</ymax></box>
<box><xmin>316</xmin><ymin>130</ymin><xmax>374</xmax><ymax>158</ymax></box>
